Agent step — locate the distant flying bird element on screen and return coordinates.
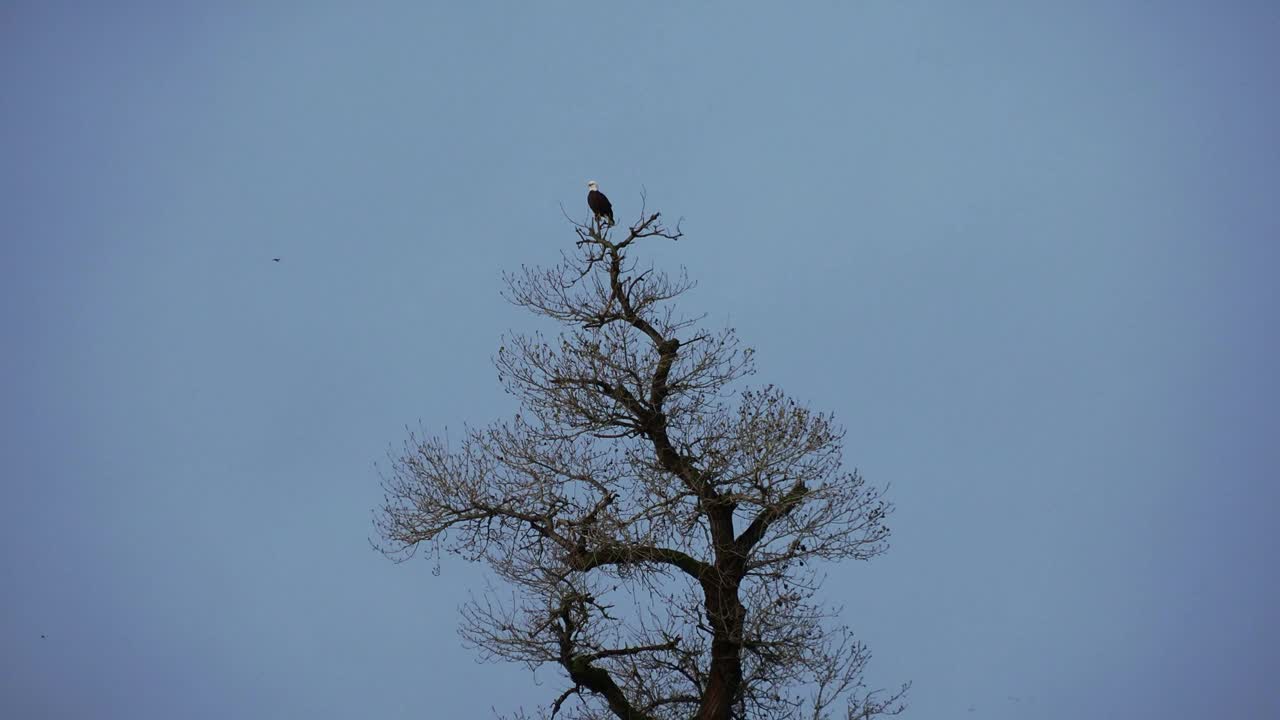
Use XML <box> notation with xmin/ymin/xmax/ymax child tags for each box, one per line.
<box><xmin>272</xmin><ymin>258</ymin><xmax>281</xmax><ymax>263</ymax></box>
<box><xmin>41</xmin><ymin>634</ymin><xmax>46</xmax><ymax>639</ymax></box>
<box><xmin>587</xmin><ymin>180</ymin><xmax>614</xmax><ymax>227</ymax></box>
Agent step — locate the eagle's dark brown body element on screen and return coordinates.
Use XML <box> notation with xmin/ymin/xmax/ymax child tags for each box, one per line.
<box><xmin>587</xmin><ymin>184</ymin><xmax>614</xmax><ymax>226</ymax></box>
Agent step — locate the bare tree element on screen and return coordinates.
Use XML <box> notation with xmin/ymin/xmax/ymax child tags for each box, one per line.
<box><xmin>376</xmin><ymin>203</ymin><xmax>908</xmax><ymax>720</ymax></box>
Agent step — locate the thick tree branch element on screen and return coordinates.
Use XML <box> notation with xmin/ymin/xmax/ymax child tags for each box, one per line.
<box><xmin>584</xmin><ymin>638</ymin><xmax>680</xmax><ymax>663</ymax></box>
<box><xmin>554</xmin><ymin>592</ymin><xmax>657</xmax><ymax>720</ymax></box>
<box><xmin>735</xmin><ymin>480</ymin><xmax>809</xmax><ymax>554</ymax></box>
<box><xmin>569</xmin><ymin>542</ymin><xmax>710</xmax><ymax>581</ymax></box>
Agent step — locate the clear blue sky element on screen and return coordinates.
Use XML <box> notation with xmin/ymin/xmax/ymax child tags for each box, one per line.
<box><xmin>2</xmin><ymin>2</ymin><xmax>1276</xmax><ymax>718</ymax></box>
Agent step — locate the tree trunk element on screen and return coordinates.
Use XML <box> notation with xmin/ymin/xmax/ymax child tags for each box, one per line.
<box><xmin>698</xmin><ymin>573</ymin><xmax>746</xmax><ymax>720</ymax></box>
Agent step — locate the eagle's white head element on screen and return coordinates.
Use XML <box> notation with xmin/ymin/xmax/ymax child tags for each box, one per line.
<box><xmin>587</xmin><ymin>181</ymin><xmax>599</xmax><ymax>191</ymax></box>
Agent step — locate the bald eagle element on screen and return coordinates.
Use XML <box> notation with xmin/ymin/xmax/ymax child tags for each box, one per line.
<box><xmin>587</xmin><ymin>181</ymin><xmax>614</xmax><ymax>227</ymax></box>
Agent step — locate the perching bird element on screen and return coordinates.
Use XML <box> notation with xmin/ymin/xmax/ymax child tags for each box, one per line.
<box><xmin>587</xmin><ymin>180</ymin><xmax>614</xmax><ymax>227</ymax></box>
